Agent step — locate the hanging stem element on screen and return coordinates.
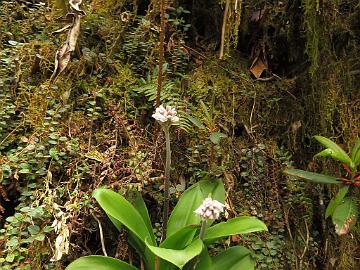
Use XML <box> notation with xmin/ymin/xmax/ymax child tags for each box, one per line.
<box><xmin>156</xmin><ymin>0</ymin><xmax>166</xmax><ymax>107</ymax></box>
<box><xmin>161</xmin><ymin>125</ymin><xmax>171</xmax><ymax>240</ymax></box>
<box><xmin>219</xmin><ymin>0</ymin><xmax>230</xmax><ymax>59</ymax></box>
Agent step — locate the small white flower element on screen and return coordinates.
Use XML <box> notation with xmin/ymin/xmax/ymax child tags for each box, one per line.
<box><xmin>152</xmin><ymin>105</ymin><xmax>179</xmax><ymax>124</ymax></box>
<box><xmin>194</xmin><ymin>197</ymin><xmax>225</xmax><ymax>221</ymax></box>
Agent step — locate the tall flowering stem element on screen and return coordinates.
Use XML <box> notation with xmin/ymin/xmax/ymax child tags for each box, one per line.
<box><xmin>152</xmin><ymin>105</ymin><xmax>179</xmax><ymax>240</ymax></box>
<box><xmin>162</xmin><ymin>125</ymin><xmax>171</xmax><ymax>240</ymax></box>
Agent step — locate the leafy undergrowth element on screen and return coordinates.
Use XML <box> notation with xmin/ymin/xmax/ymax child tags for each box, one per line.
<box><xmin>0</xmin><ymin>0</ymin><xmax>359</xmax><ymax>270</ymax></box>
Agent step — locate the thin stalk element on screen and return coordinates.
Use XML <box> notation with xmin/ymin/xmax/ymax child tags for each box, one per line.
<box><xmin>92</xmin><ymin>213</ymin><xmax>107</xmax><ymax>256</ymax></box>
<box><xmin>219</xmin><ymin>0</ymin><xmax>230</xmax><ymax>59</ymax></box>
<box><xmin>199</xmin><ymin>220</ymin><xmax>207</xmax><ymax>240</ymax></box>
<box><xmin>161</xmin><ymin>125</ymin><xmax>171</xmax><ymax>240</ymax></box>
<box><xmin>155</xmin><ymin>256</ymin><xmax>159</xmax><ymax>270</ymax></box>
<box><xmin>192</xmin><ymin>220</ymin><xmax>207</xmax><ymax>269</ymax></box>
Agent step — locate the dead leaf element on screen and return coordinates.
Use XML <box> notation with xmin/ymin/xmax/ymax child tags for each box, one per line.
<box><xmin>231</xmin><ymin>234</ymin><xmax>241</xmax><ymax>243</ymax></box>
<box><xmin>55</xmin><ymin>13</ymin><xmax>76</xmax><ymax>23</ymax></box>
<box><xmin>51</xmin><ymin>44</ymin><xmax>71</xmax><ymax>83</ymax></box>
<box><xmin>68</xmin><ymin>14</ymin><xmax>81</xmax><ymax>51</ymax></box>
<box><xmin>249</xmin><ymin>56</ymin><xmax>268</xmax><ymax>79</ymax></box>
<box><xmin>50</xmin><ymin>1</ymin><xmax>85</xmax><ymax>83</ymax></box>
<box><xmin>85</xmin><ymin>150</ymin><xmax>105</xmax><ymax>163</ymax></box>
<box><xmin>69</xmin><ymin>0</ymin><xmax>86</xmax><ymax>15</ymax></box>
<box><xmin>52</xmin><ymin>24</ymin><xmax>72</xmax><ymax>35</ymax></box>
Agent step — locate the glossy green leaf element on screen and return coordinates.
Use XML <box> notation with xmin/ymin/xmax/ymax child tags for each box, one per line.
<box><xmin>66</xmin><ymin>256</ymin><xmax>138</xmax><ymax>270</ymax></box>
<box><xmin>127</xmin><ymin>232</ymin><xmax>155</xmax><ymax>270</ymax></box>
<box><xmin>93</xmin><ymin>189</ymin><xmax>155</xmax><ymax>245</ymax></box>
<box><xmin>198</xmin><ymin>179</ymin><xmax>225</xmax><ymax>205</ymax></box>
<box><xmin>194</xmin><ymin>248</ymin><xmax>212</xmax><ymax>270</ymax></box>
<box><xmin>314</xmin><ymin>136</ymin><xmax>352</xmax><ymax>167</ymax></box>
<box><xmin>209</xmin><ymin>132</ymin><xmax>227</xmax><ymax>144</ymax></box>
<box><xmin>332</xmin><ymin>197</ymin><xmax>358</xmax><ymax>235</ymax></box>
<box><xmin>203</xmin><ymin>217</ymin><xmax>267</xmax><ymax>243</ymax></box>
<box><xmin>108</xmin><ymin>214</ymin><xmax>122</xmax><ymax>231</ymax></box>
<box><xmin>325</xmin><ymin>186</ymin><xmax>349</xmax><ymax>219</ymax></box>
<box><xmin>160</xmin><ymin>226</ymin><xmax>198</xmax><ymax>249</ymax></box>
<box><xmin>351</xmin><ymin>138</ymin><xmax>360</xmax><ymax>166</ymax></box>
<box><xmin>129</xmin><ymin>191</ymin><xmax>156</xmax><ymax>244</ymax></box>
<box><xmin>146</xmin><ymin>239</ymin><xmax>203</xmax><ymax>269</ymax></box>
<box><xmin>167</xmin><ymin>180</ymin><xmax>225</xmax><ymax>237</ymax></box>
<box><xmin>212</xmin><ymin>246</ymin><xmax>255</xmax><ymax>270</ymax></box>
<box><xmin>159</xmin><ymin>226</ymin><xmax>199</xmax><ymax>270</ymax></box>
<box><xmin>167</xmin><ymin>184</ymin><xmax>203</xmax><ymax>237</ymax></box>
<box><xmin>283</xmin><ymin>169</ymin><xmax>339</xmax><ymax>184</ymax></box>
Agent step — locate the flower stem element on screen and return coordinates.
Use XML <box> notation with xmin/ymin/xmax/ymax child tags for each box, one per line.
<box><xmin>161</xmin><ymin>125</ymin><xmax>171</xmax><ymax>241</ymax></box>
<box><xmin>199</xmin><ymin>220</ymin><xmax>207</xmax><ymax>240</ymax></box>
<box><xmin>192</xmin><ymin>220</ymin><xmax>207</xmax><ymax>269</ymax></box>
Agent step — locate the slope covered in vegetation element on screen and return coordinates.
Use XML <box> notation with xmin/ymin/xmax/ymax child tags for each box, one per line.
<box><xmin>0</xmin><ymin>0</ymin><xmax>359</xmax><ymax>269</ymax></box>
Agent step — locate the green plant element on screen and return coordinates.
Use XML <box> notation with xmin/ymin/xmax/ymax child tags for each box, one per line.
<box><xmin>166</xmin><ymin>7</ymin><xmax>191</xmax><ymax>33</ymax></box>
<box><xmin>65</xmin><ymin>179</ymin><xmax>267</xmax><ymax>270</ymax></box>
<box><xmin>152</xmin><ymin>105</ymin><xmax>180</xmax><ymax>240</ymax></box>
<box><xmin>0</xmin><ymin>186</ymin><xmax>52</xmax><ymax>269</ymax></box>
<box><xmin>284</xmin><ymin>136</ymin><xmax>360</xmax><ymax>235</ymax></box>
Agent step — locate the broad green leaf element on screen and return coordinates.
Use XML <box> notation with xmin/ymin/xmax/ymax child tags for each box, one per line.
<box><xmin>108</xmin><ymin>214</ymin><xmax>122</xmax><ymax>231</ymax></box>
<box><xmin>127</xmin><ymin>232</ymin><xmax>155</xmax><ymax>270</ymax></box>
<box><xmin>66</xmin><ymin>256</ymin><xmax>138</xmax><ymax>270</ymax></box>
<box><xmin>187</xmin><ymin>115</ymin><xmax>206</xmax><ymax>129</ymax></box>
<box><xmin>167</xmin><ymin>180</ymin><xmax>225</xmax><ymax>237</ymax></box>
<box><xmin>194</xmin><ymin>248</ymin><xmax>212</xmax><ymax>270</ymax></box>
<box><xmin>351</xmin><ymin>138</ymin><xmax>360</xmax><ymax>166</ymax></box>
<box><xmin>93</xmin><ymin>189</ymin><xmax>155</xmax><ymax>245</ymax></box>
<box><xmin>314</xmin><ymin>136</ymin><xmax>352</xmax><ymax>167</ymax></box>
<box><xmin>160</xmin><ymin>226</ymin><xmax>198</xmax><ymax>249</ymax></box>
<box><xmin>325</xmin><ymin>186</ymin><xmax>349</xmax><ymax>219</ymax></box>
<box><xmin>129</xmin><ymin>191</ymin><xmax>156</xmax><ymax>244</ymax></box>
<box><xmin>146</xmin><ymin>239</ymin><xmax>203</xmax><ymax>269</ymax></box>
<box><xmin>167</xmin><ymin>184</ymin><xmax>203</xmax><ymax>237</ymax></box>
<box><xmin>159</xmin><ymin>226</ymin><xmax>199</xmax><ymax>270</ymax></box>
<box><xmin>93</xmin><ymin>189</ymin><xmax>156</xmax><ymax>270</ymax></box>
<box><xmin>212</xmin><ymin>246</ymin><xmax>255</xmax><ymax>270</ymax></box>
<box><xmin>332</xmin><ymin>197</ymin><xmax>358</xmax><ymax>235</ymax></box>
<box><xmin>203</xmin><ymin>217</ymin><xmax>267</xmax><ymax>243</ymax></box>
<box><xmin>283</xmin><ymin>169</ymin><xmax>339</xmax><ymax>184</ymax></box>
<box><xmin>198</xmin><ymin>179</ymin><xmax>225</xmax><ymax>203</ymax></box>
<box><xmin>209</xmin><ymin>132</ymin><xmax>227</xmax><ymax>145</ymax></box>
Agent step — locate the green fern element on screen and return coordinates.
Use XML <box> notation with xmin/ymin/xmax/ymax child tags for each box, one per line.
<box><xmin>130</xmin><ymin>68</ymin><xmax>194</xmax><ymax>132</ymax></box>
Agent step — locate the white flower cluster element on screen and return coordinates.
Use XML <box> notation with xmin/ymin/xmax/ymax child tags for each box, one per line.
<box><xmin>194</xmin><ymin>197</ymin><xmax>225</xmax><ymax>221</ymax></box>
<box><xmin>152</xmin><ymin>105</ymin><xmax>179</xmax><ymax>124</ymax></box>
